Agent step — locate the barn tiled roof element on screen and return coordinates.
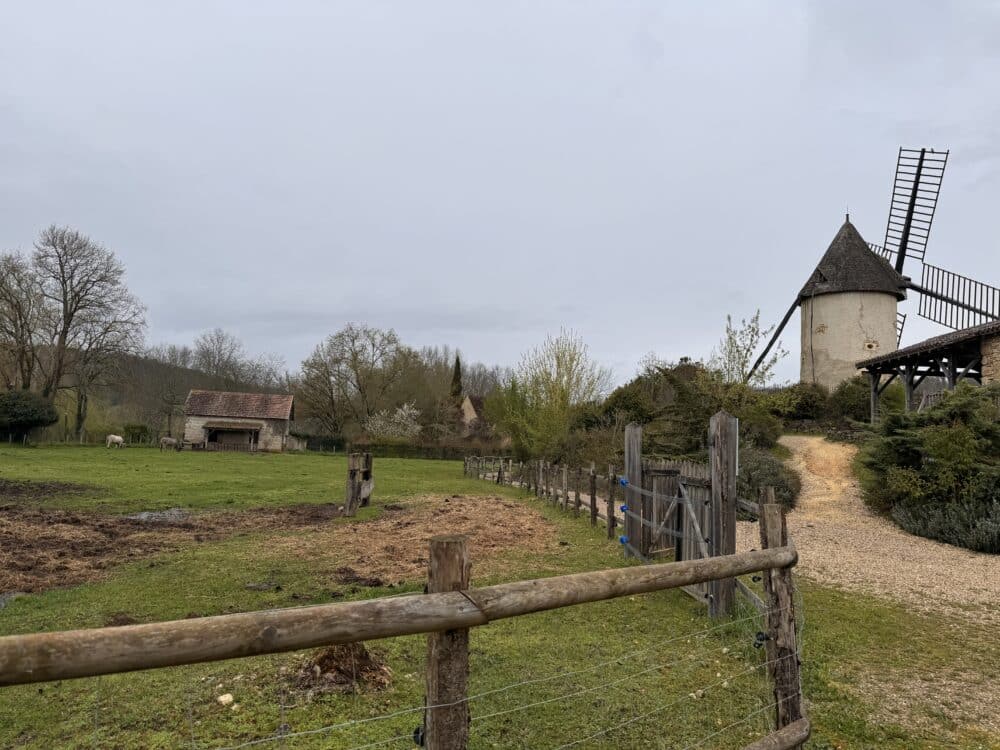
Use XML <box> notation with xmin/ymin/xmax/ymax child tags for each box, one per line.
<box><xmin>184</xmin><ymin>390</ymin><xmax>294</xmax><ymax>420</ymax></box>
<box><xmin>856</xmin><ymin>319</ymin><xmax>1000</xmax><ymax>368</ymax></box>
<box><xmin>799</xmin><ymin>219</ymin><xmax>908</xmax><ymax>301</ymax></box>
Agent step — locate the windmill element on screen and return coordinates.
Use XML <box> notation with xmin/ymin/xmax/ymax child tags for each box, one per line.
<box><xmin>747</xmin><ymin>147</ymin><xmax>1000</xmax><ymax>389</ymax></box>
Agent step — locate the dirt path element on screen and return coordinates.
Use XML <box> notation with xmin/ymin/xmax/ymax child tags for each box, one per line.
<box><xmin>737</xmin><ymin>435</ymin><xmax>1000</xmax><ymax>625</ymax></box>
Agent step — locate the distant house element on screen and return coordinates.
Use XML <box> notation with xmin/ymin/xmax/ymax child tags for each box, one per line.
<box><xmin>459</xmin><ymin>395</ymin><xmax>485</xmax><ymax>437</ymax></box>
<box><xmin>183</xmin><ymin>390</ymin><xmax>302</xmax><ymax>452</ymax></box>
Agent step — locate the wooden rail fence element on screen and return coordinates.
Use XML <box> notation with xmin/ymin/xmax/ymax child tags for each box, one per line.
<box><xmin>464</xmin><ymin>411</ymin><xmax>763</xmax><ymax>618</ymax></box>
<box><xmin>0</xmin><ymin>514</ymin><xmax>806</xmax><ymax>749</ymax></box>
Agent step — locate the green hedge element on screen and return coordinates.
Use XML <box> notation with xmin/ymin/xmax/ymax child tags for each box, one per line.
<box><xmin>858</xmin><ymin>383</ymin><xmax>1000</xmax><ymax>553</ymax></box>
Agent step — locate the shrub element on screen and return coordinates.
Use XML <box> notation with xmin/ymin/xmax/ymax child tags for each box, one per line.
<box><xmin>829</xmin><ymin>375</ymin><xmax>905</xmax><ymax>423</ymax></box>
<box><xmin>737</xmin><ymin>448</ymin><xmax>801</xmax><ymax>510</ymax></box>
<box><xmin>0</xmin><ymin>390</ymin><xmax>59</xmax><ymax>439</ymax></box>
<box><xmin>764</xmin><ymin>382</ymin><xmax>829</xmax><ymax>421</ymax></box>
<box><xmin>737</xmin><ymin>403</ymin><xmax>783</xmax><ymax>449</ymax></box>
<box><xmin>858</xmin><ymin>383</ymin><xmax>1000</xmax><ymax>552</ymax></box>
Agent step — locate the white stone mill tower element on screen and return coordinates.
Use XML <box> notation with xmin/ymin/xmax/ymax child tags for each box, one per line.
<box><xmin>798</xmin><ymin>217</ymin><xmax>907</xmax><ymax>391</ymax></box>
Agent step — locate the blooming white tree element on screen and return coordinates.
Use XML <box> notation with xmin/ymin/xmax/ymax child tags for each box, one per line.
<box><xmin>364</xmin><ymin>402</ymin><xmax>422</xmax><ymax>441</ymax></box>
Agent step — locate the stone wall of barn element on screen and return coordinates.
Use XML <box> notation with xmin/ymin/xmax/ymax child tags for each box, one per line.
<box><xmin>183</xmin><ymin>416</ymin><xmax>291</xmax><ymax>451</ymax></box>
<box><xmin>982</xmin><ymin>333</ymin><xmax>1000</xmax><ymax>385</ymax></box>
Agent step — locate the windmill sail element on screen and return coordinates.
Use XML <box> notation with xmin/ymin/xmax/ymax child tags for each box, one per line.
<box><xmin>883</xmin><ymin>148</ymin><xmax>948</xmax><ymax>272</ymax></box>
<box><xmin>915</xmin><ymin>262</ymin><xmax>1000</xmax><ymax>329</ymax></box>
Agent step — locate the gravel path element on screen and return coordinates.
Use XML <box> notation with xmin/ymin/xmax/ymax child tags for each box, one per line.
<box><xmin>737</xmin><ymin>435</ymin><xmax>1000</xmax><ymax>625</ymax></box>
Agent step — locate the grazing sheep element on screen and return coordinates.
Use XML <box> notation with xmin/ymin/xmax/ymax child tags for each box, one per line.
<box><xmin>106</xmin><ymin>434</ymin><xmax>125</xmax><ymax>449</ymax></box>
<box><xmin>159</xmin><ymin>436</ymin><xmax>182</xmax><ymax>452</ymax></box>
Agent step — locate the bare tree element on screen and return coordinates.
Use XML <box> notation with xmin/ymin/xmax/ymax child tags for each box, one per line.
<box><xmin>300</xmin><ymin>323</ymin><xmax>408</xmax><ymax>431</ymax></box>
<box><xmin>71</xmin><ymin>299</ymin><xmax>145</xmax><ymax>434</ymax></box>
<box><xmin>0</xmin><ymin>253</ymin><xmax>43</xmax><ymax>390</ymax></box>
<box><xmin>145</xmin><ymin>344</ymin><xmax>197</xmax><ymax>436</ymax></box>
<box><xmin>32</xmin><ymin>225</ymin><xmax>145</xmax><ymax>399</ymax></box>
<box><xmin>193</xmin><ymin>328</ymin><xmax>247</xmax><ymax>381</ymax></box>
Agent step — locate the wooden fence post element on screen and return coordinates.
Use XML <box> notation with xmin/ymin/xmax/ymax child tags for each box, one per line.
<box><xmin>624</xmin><ymin>424</ymin><xmax>642</xmax><ymax>558</ymax></box>
<box><xmin>536</xmin><ymin>460</ymin><xmax>543</xmax><ymax>498</ymax></box>
<box><xmin>607</xmin><ymin>466</ymin><xmax>616</xmax><ymax>540</ymax></box>
<box><xmin>759</xmin><ymin>494</ymin><xmax>804</xmax><ymax>743</ymax></box>
<box><xmin>561</xmin><ymin>466</ymin><xmax>569</xmax><ymax>511</ymax></box>
<box><xmin>574</xmin><ymin>467</ymin><xmax>582</xmax><ymax>516</ymax></box>
<box><xmin>496</xmin><ymin>459</ymin><xmax>504</xmax><ymax>485</ymax></box>
<box><xmin>359</xmin><ymin>453</ymin><xmax>374</xmax><ymax>507</ymax></box>
<box><xmin>589</xmin><ymin>463</ymin><xmax>597</xmax><ymax>527</ymax></box>
<box><xmin>708</xmin><ymin>411</ymin><xmax>738</xmax><ymax>617</ymax></box>
<box><xmin>424</xmin><ymin>535</ymin><xmax>471</xmax><ymax>750</ymax></box>
<box><xmin>345</xmin><ymin>453</ymin><xmax>360</xmax><ymax>516</ymax></box>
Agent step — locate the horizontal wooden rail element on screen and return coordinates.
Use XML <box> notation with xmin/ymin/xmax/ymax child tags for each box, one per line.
<box><xmin>0</xmin><ymin>546</ymin><xmax>795</xmax><ymax>686</ymax></box>
<box><xmin>739</xmin><ymin>718</ymin><xmax>810</xmax><ymax>750</ymax></box>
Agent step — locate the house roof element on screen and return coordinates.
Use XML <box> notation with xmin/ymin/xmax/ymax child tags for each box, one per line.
<box><xmin>857</xmin><ymin>319</ymin><xmax>1000</xmax><ymax>369</ymax></box>
<box><xmin>184</xmin><ymin>390</ymin><xmax>294</xmax><ymax>420</ymax></box>
<box><xmin>463</xmin><ymin>395</ymin><xmax>485</xmax><ymax>419</ymax></box>
<box><xmin>799</xmin><ymin>219</ymin><xmax>908</xmax><ymax>301</ymax></box>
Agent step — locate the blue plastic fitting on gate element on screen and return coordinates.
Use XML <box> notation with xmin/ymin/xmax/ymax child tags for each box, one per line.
<box><xmin>618</xmin><ymin>535</ymin><xmax>629</xmax><ymax>545</ymax></box>
<box><xmin>619</xmin><ymin>477</ymin><xmax>629</xmax><ymax>487</ymax></box>
<box><xmin>620</xmin><ymin>504</ymin><xmax>628</xmax><ymax>512</ymax></box>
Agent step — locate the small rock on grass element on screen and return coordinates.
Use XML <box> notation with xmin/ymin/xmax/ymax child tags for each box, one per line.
<box><xmin>217</xmin><ymin>693</ymin><xmax>234</xmax><ymax>706</ymax></box>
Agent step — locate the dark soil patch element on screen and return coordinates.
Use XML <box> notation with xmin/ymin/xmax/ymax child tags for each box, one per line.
<box><xmin>0</xmin><ymin>478</ymin><xmax>99</xmax><ymax>501</ymax></box>
<box><xmin>333</xmin><ymin>566</ymin><xmax>385</xmax><ymax>588</ymax></box>
<box><xmin>104</xmin><ymin>612</ymin><xmax>139</xmax><ymax>627</ymax></box>
<box><xmin>0</xmin><ymin>501</ymin><xmax>346</xmax><ymax>593</ymax></box>
<box><xmin>292</xmin><ymin>643</ymin><xmax>392</xmax><ymax>694</ymax></box>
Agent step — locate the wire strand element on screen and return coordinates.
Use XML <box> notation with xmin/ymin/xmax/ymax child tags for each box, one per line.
<box><xmin>210</xmin><ymin>610</ymin><xmax>780</xmax><ymax>750</ymax></box>
<box><xmin>549</xmin><ymin>654</ymin><xmax>799</xmax><ymax>749</ymax></box>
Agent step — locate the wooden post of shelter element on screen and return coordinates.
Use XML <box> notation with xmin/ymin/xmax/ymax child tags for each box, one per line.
<box><xmin>759</xmin><ymin>492</ymin><xmax>804</xmax><ymax>744</ymax></box>
<box><xmin>709</xmin><ymin>411</ymin><xmax>738</xmax><ymax>618</ymax></box>
<box><xmin>868</xmin><ymin>370</ymin><xmax>880</xmax><ymax>424</ymax></box>
<box><xmin>424</xmin><ymin>535</ymin><xmax>472</xmax><ymax>750</ymax></box>
<box><xmin>624</xmin><ymin>423</ymin><xmax>642</xmax><ymax>558</ymax></box>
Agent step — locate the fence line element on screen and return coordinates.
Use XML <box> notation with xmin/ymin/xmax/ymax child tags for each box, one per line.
<box><xmin>0</xmin><ymin>525</ymin><xmax>805</xmax><ymax>749</ymax></box>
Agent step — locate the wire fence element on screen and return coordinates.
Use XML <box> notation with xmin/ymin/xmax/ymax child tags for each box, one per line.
<box><xmin>3</xmin><ymin>601</ymin><xmax>794</xmax><ymax>749</ymax></box>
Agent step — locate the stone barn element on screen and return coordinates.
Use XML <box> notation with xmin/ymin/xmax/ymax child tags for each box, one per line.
<box><xmin>183</xmin><ymin>390</ymin><xmax>300</xmax><ymax>452</ymax></box>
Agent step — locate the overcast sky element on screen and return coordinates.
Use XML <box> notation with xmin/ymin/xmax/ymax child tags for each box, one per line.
<box><xmin>3</xmin><ymin>1</ymin><xmax>999</xmax><ymax>384</ymax></box>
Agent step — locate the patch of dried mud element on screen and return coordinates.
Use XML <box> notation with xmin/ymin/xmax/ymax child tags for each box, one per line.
<box><xmin>268</xmin><ymin>495</ymin><xmax>558</xmax><ymax>586</ymax></box>
<box><xmin>0</xmin><ymin>495</ymin><xmax>556</xmax><ymax>594</ymax></box>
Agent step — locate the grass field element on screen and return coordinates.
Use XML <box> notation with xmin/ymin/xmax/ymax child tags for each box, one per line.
<box><xmin>0</xmin><ymin>446</ymin><xmax>997</xmax><ymax>749</ymax></box>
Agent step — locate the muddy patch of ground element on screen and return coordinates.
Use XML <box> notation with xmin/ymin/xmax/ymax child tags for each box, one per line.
<box><xmin>0</xmin><ymin>501</ymin><xmax>345</xmax><ymax>593</ymax></box>
<box><xmin>269</xmin><ymin>495</ymin><xmax>559</xmax><ymax>586</ymax></box>
<box><xmin>0</xmin><ymin>495</ymin><xmax>555</xmax><ymax>594</ymax></box>
<box><xmin>0</xmin><ymin>478</ymin><xmax>100</xmax><ymax>501</ymax></box>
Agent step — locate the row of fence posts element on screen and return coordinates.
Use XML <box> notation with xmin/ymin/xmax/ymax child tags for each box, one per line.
<box><xmin>463</xmin><ymin>455</ymin><xmax>620</xmax><ymax>540</ymax></box>
<box><xmin>464</xmin><ymin>412</ymin><xmax>744</xmax><ymax>619</ymax></box>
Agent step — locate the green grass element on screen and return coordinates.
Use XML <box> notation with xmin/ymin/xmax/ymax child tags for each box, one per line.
<box><xmin>0</xmin><ymin>445</ymin><xmax>495</xmax><ymax>514</ymax></box>
<box><xmin>1</xmin><ymin>447</ymin><xmax>997</xmax><ymax>749</ymax></box>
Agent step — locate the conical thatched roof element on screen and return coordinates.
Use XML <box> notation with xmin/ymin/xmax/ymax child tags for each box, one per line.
<box><xmin>799</xmin><ymin>219</ymin><xmax>908</xmax><ymax>301</ymax></box>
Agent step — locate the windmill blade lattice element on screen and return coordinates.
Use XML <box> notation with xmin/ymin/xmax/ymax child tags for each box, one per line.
<box><xmin>883</xmin><ymin>148</ymin><xmax>948</xmax><ymax>272</ymax></box>
<box><xmin>915</xmin><ymin>262</ymin><xmax>1000</xmax><ymax>329</ymax></box>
